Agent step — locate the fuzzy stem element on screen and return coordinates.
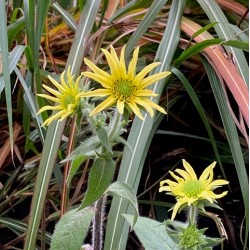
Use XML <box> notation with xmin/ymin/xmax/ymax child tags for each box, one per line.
<box><xmin>92</xmin><ymin>195</ymin><xmax>107</xmax><ymax>250</ymax></box>
<box><xmin>188</xmin><ymin>205</ymin><xmax>197</xmax><ymax>225</ymax></box>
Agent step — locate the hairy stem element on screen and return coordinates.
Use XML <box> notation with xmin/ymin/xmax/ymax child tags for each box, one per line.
<box><xmin>92</xmin><ymin>195</ymin><xmax>107</xmax><ymax>250</ymax></box>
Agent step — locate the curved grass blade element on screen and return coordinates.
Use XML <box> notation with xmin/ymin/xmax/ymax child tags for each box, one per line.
<box><xmin>24</xmin><ymin>1</ymin><xmax>102</xmax><ymax>249</ymax></box>
<box><xmin>196</xmin><ymin>0</ymin><xmax>249</xmax><ymax>85</ymax></box>
<box><xmin>0</xmin><ymin>1</ymin><xmax>13</xmax><ymax>154</ymax></box>
<box><xmin>171</xmin><ymin>67</ymin><xmax>225</xmax><ymax>177</ymax></box>
<box><xmin>125</xmin><ymin>0</ymin><xmax>169</xmax><ymax>57</ymax></box>
<box><xmin>202</xmin><ymin>57</ymin><xmax>249</xmax><ymax>249</ymax></box>
<box><xmin>104</xmin><ymin>1</ymin><xmax>186</xmax><ymax>249</ymax></box>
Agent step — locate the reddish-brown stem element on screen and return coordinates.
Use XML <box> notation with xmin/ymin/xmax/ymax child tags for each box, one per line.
<box><xmin>60</xmin><ymin>115</ymin><xmax>77</xmax><ymax>217</ymax></box>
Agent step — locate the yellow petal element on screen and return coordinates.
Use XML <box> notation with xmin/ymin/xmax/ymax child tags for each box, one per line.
<box><xmin>43</xmin><ymin>110</ymin><xmax>66</xmax><ymax>126</ymax></box>
<box><xmin>138</xmin><ymin>71</ymin><xmax>171</xmax><ymax>89</ymax></box>
<box><xmin>139</xmin><ymin>98</ymin><xmax>166</xmax><ymax>114</ymax></box>
<box><xmin>135</xmin><ymin>89</ymin><xmax>158</xmax><ymax>97</ymax></box>
<box><xmin>127</xmin><ymin>100</ymin><xmax>144</xmax><ymax>120</ymax></box>
<box><xmin>79</xmin><ymin>89</ymin><xmax>112</xmax><ymax>97</ymax></box>
<box><xmin>102</xmin><ymin>47</ymin><xmax>120</xmax><ymax>80</ymax></box>
<box><xmin>37</xmin><ymin>94</ymin><xmax>60</xmax><ymax>103</ymax></box>
<box><xmin>84</xmin><ymin>58</ymin><xmax>112</xmax><ymax>81</ymax></box>
<box><xmin>206</xmin><ymin>179</ymin><xmax>229</xmax><ymax>190</ymax></box>
<box><xmin>199</xmin><ymin>161</ymin><xmax>216</xmax><ymax>182</ymax></box>
<box><xmin>47</xmin><ymin>75</ymin><xmax>65</xmax><ymax>93</ymax></box>
<box><xmin>182</xmin><ymin>159</ymin><xmax>197</xmax><ymax>180</ymax></box>
<box><xmin>133</xmin><ymin>97</ymin><xmax>154</xmax><ymax>117</ymax></box>
<box><xmin>37</xmin><ymin>105</ymin><xmax>62</xmax><ymax>114</ymax></box>
<box><xmin>89</xmin><ymin>95</ymin><xmax>116</xmax><ymax>115</ymax></box>
<box><xmin>42</xmin><ymin>84</ymin><xmax>63</xmax><ymax>97</ymax></box>
<box><xmin>133</xmin><ymin>62</ymin><xmax>161</xmax><ymax>84</ymax></box>
<box><xmin>127</xmin><ymin>47</ymin><xmax>139</xmax><ymax>80</ymax></box>
<box><xmin>119</xmin><ymin>46</ymin><xmax>127</xmax><ymax>79</ymax></box>
<box><xmin>82</xmin><ymin>71</ymin><xmax>113</xmax><ymax>88</ymax></box>
<box><xmin>117</xmin><ymin>99</ymin><xmax>125</xmax><ymax>114</ymax></box>
<box><xmin>171</xmin><ymin>199</ymin><xmax>186</xmax><ymax>221</ymax></box>
<box><xmin>175</xmin><ymin>169</ymin><xmax>192</xmax><ymax>181</ymax></box>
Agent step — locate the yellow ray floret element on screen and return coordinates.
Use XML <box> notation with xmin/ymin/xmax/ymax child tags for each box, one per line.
<box><xmin>159</xmin><ymin>159</ymin><xmax>229</xmax><ymax>220</ymax></box>
<box><xmin>37</xmin><ymin>67</ymin><xmax>83</xmax><ymax>126</ymax></box>
<box><xmin>80</xmin><ymin>45</ymin><xmax>171</xmax><ymax>119</ymax></box>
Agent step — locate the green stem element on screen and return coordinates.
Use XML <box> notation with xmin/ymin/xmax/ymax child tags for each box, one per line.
<box><xmin>92</xmin><ymin>195</ymin><xmax>107</xmax><ymax>250</ymax></box>
<box><xmin>188</xmin><ymin>205</ymin><xmax>197</xmax><ymax>225</ymax></box>
<box><xmin>109</xmin><ymin>109</ymin><xmax>121</xmax><ymax>140</ymax></box>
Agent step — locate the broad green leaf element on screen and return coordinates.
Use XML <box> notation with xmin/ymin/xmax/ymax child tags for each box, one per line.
<box><xmin>50</xmin><ymin>208</ymin><xmax>95</xmax><ymax>250</ymax></box>
<box><xmin>123</xmin><ymin>215</ymin><xmax>177</xmax><ymax>250</ymax></box>
<box><xmin>105</xmin><ymin>181</ymin><xmax>139</xmax><ymax>228</ymax></box>
<box><xmin>79</xmin><ymin>157</ymin><xmax>116</xmax><ymax>210</ymax></box>
<box><xmin>66</xmin><ymin>155</ymin><xmax>87</xmax><ymax>187</ymax></box>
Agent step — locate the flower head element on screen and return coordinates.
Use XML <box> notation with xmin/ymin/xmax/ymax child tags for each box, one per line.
<box><xmin>159</xmin><ymin>159</ymin><xmax>229</xmax><ymax>220</ymax></box>
<box><xmin>80</xmin><ymin>46</ymin><xmax>171</xmax><ymax>119</ymax></box>
<box><xmin>37</xmin><ymin>67</ymin><xmax>83</xmax><ymax>126</ymax></box>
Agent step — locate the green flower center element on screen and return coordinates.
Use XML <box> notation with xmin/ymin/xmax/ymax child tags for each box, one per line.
<box><xmin>183</xmin><ymin>180</ymin><xmax>204</xmax><ymax>198</ymax></box>
<box><xmin>63</xmin><ymin>95</ymin><xmax>76</xmax><ymax>108</ymax></box>
<box><xmin>181</xmin><ymin>225</ymin><xmax>201</xmax><ymax>248</ymax></box>
<box><xmin>114</xmin><ymin>79</ymin><xmax>135</xmax><ymax>99</ymax></box>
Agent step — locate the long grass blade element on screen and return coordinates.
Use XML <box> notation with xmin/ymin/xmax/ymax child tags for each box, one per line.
<box><xmin>197</xmin><ymin>0</ymin><xmax>249</xmax><ymax>85</ymax></box>
<box><xmin>24</xmin><ymin>1</ymin><xmax>102</xmax><ymax>249</ymax></box>
<box><xmin>104</xmin><ymin>1</ymin><xmax>186</xmax><ymax>249</ymax></box>
<box><xmin>0</xmin><ymin>1</ymin><xmax>13</xmax><ymax>155</ymax></box>
<box><xmin>202</xmin><ymin>57</ymin><xmax>249</xmax><ymax>248</ymax></box>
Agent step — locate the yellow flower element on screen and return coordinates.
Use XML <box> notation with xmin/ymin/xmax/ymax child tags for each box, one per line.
<box><xmin>80</xmin><ymin>46</ymin><xmax>171</xmax><ymax>119</ymax></box>
<box><xmin>159</xmin><ymin>159</ymin><xmax>229</xmax><ymax>221</ymax></box>
<box><xmin>37</xmin><ymin>67</ymin><xmax>83</xmax><ymax>126</ymax></box>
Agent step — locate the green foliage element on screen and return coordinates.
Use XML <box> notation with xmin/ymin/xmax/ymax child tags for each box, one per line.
<box><xmin>79</xmin><ymin>157</ymin><xmax>116</xmax><ymax>209</ymax></box>
<box><xmin>50</xmin><ymin>208</ymin><xmax>95</xmax><ymax>250</ymax></box>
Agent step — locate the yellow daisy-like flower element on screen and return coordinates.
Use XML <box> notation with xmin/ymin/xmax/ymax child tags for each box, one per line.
<box><xmin>159</xmin><ymin>159</ymin><xmax>229</xmax><ymax>221</ymax></box>
<box><xmin>80</xmin><ymin>45</ymin><xmax>171</xmax><ymax>119</ymax></box>
<box><xmin>37</xmin><ymin>68</ymin><xmax>83</xmax><ymax>126</ymax></box>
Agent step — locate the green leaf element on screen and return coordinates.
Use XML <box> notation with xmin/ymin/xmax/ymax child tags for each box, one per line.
<box><xmin>105</xmin><ymin>181</ymin><xmax>139</xmax><ymax>228</ymax></box>
<box><xmin>191</xmin><ymin>21</ymin><xmax>218</xmax><ymax>39</ymax></box>
<box><xmin>79</xmin><ymin>157</ymin><xmax>116</xmax><ymax>210</ymax></box>
<box><xmin>50</xmin><ymin>208</ymin><xmax>95</xmax><ymax>250</ymax></box>
<box><xmin>174</xmin><ymin>38</ymin><xmax>222</xmax><ymax>66</ymax></box>
<box><xmin>123</xmin><ymin>215</ymin><xmax>177</xmax><ymax>250</ymax></box>
<box><xmin>0</xmin><ymin>0</ymin><xmax>13</xmax><ymax>154</ymax></box>
<box><xmin>202</xmin><ymin>57</ymin><xmax>249</xmax><ymax>248</ymax></box>
<box><xmin>66</xmin><ymin>155</ymin><xmax>87</xmax><ymax>187</ymax></box>
<box><xmin>96</xmin><ymin>126</ymin><xmax>112</xmax><ymax>153</ymax></box>
<box><xmin>223</xmin><ymin>40</ymin><xmax>249</xmax><ymax>52</ymax></box>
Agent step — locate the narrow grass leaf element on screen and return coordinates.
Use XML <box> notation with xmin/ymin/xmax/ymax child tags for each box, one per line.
<box><xmin>0</xmin><ymin>1</ymin><xmax>13</xmax><ymax>154</ymax></box>
<box><xmin>125</xmin><ymin>0</ymin><xmax>169</xmax><ymax>57</ymax></box>
<box><xmin>24</xmin><ymin>1</ymin><xmax>102</xmax><ymax>249</ymax></box>
<box><xmin>51</xmin><ymin>2</ymin><xmax>77</xmax><ymax>31</ymax></box>
<box><xmin>202</xmin><ymin>57</ymin><xmax>249</xmax><ymax>248</ymax></box>
<box><xmin>191</xmin><ymin>21</ymin><xmax>218</xmax><ymax>38</ymax></box>
<box><xmin>197</xmin><ymin>0</ymin><xmax>249</xmax><ymax>85</ymax></box>
<box><xmin>104</xmin><ymin>1</ymin><xmax>186</xmax><ymax>249</ymax></box>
